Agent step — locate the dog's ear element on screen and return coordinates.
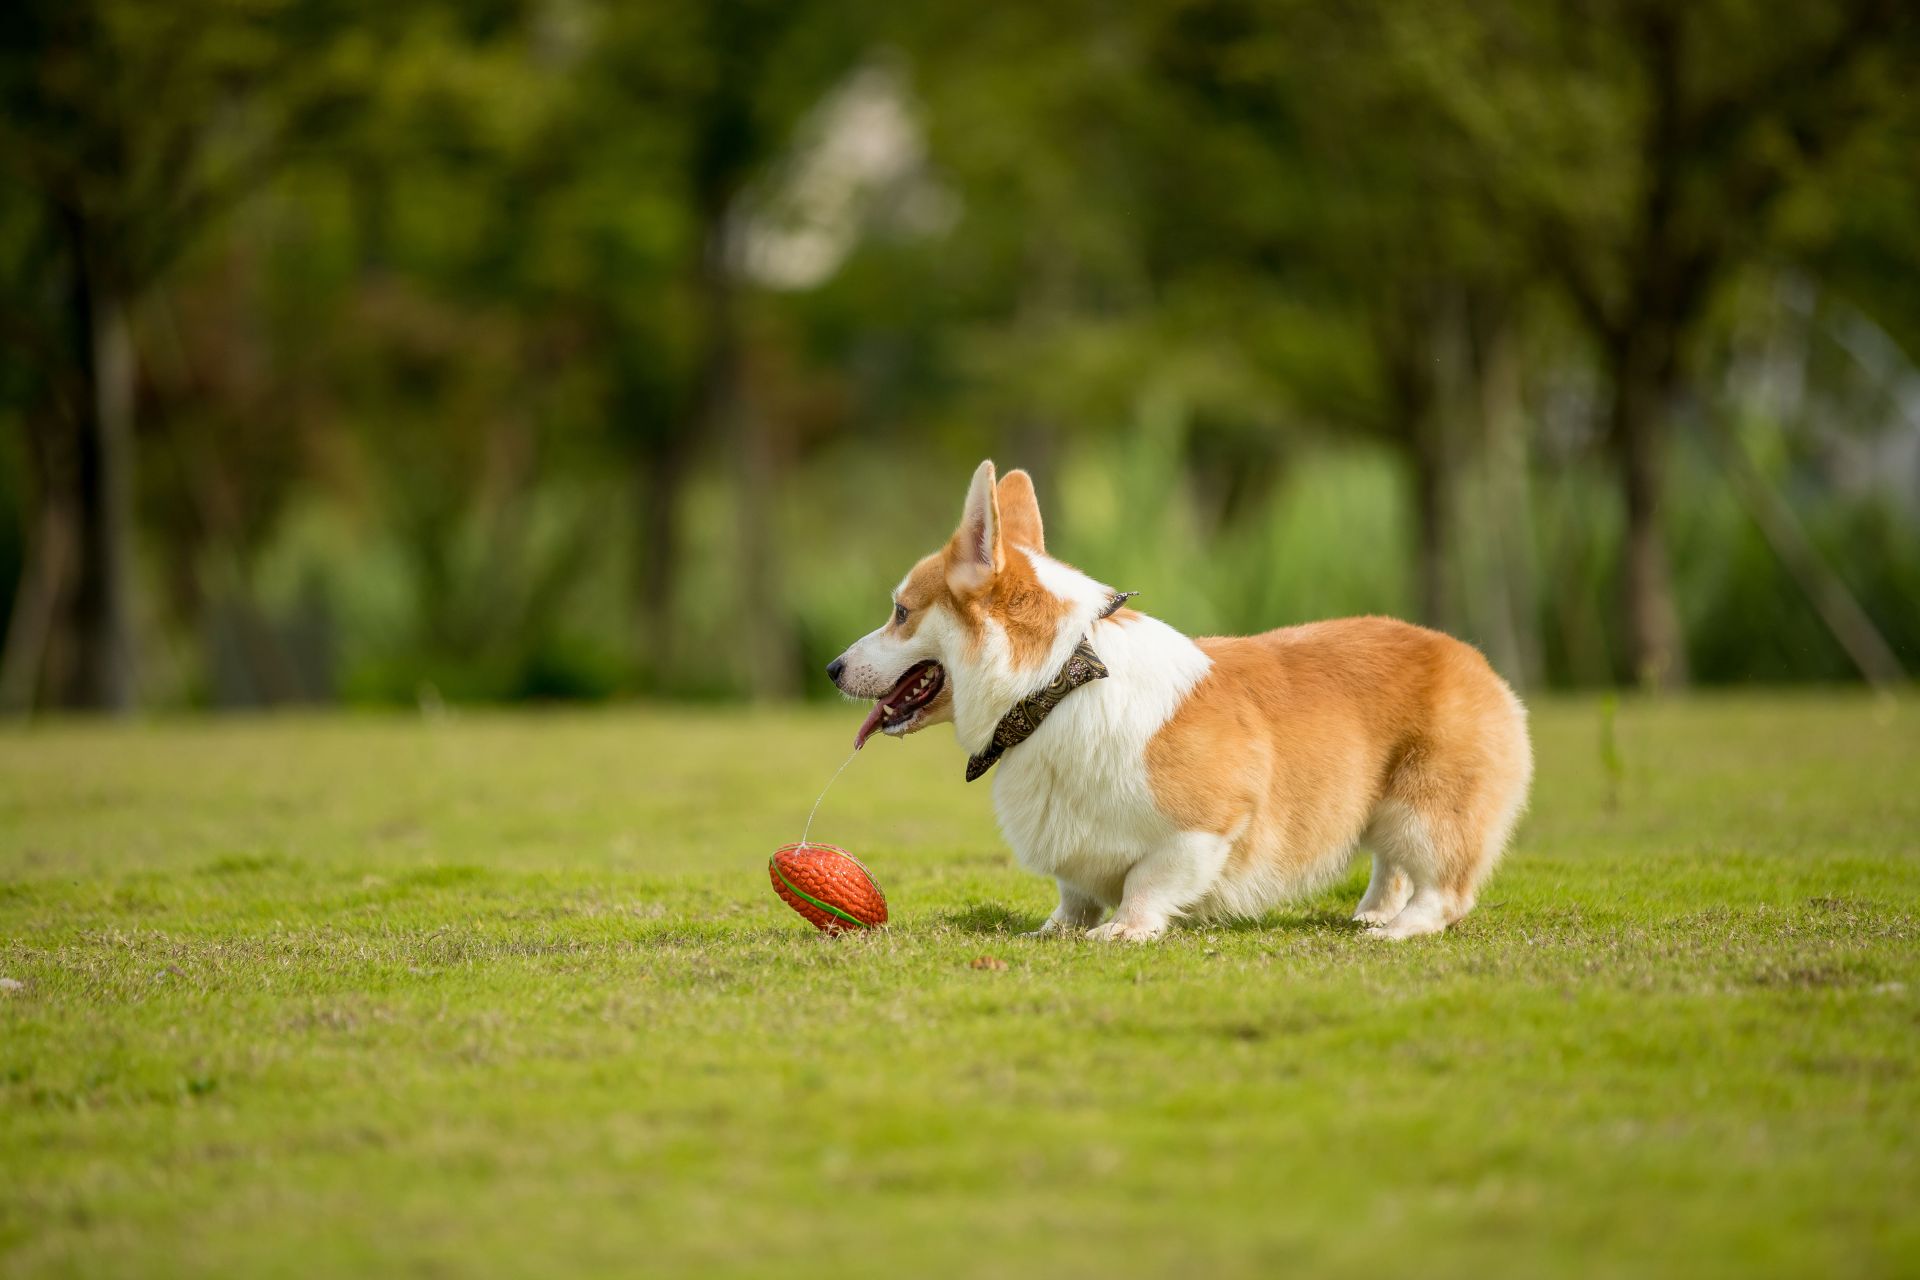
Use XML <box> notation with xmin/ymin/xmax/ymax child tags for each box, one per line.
<box><xmin>947</xmin><ymin>459</ymin><xmax>1002</xmax><ymax>595</ymax></box>
<box><xmin>996</xmin><ymin>469</ymin><xmax>1044</xmax><ymax>555</ymax></box>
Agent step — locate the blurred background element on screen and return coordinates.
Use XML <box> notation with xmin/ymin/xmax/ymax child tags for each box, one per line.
<box><xmin>1</xmin><ymin>0</ymin><xmax>1916</xmax><ymax>714</ymax></box>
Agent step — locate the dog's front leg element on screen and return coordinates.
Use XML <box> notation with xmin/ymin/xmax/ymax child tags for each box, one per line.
<box><xmin>1027</xmin><ymin>880</ymin><xmax>1107</xmax><ymax>936</ymax></box>
<box><xmin>1087</xmin><ymin>832</ymin><xmax>1232</xmax><ymax>942</ymax></box>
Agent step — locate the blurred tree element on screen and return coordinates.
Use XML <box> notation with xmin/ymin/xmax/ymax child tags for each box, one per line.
<box><xmin>901</xmin><ymin>0</ymin><xmax>1316</xmax><ymax>579</ymax></box>
<box><xmin>0</xmin><ymin>0</ymin><xmax>367</xmax><ymax>711</ymax></box>
<box><xmin>1400</xmin><ymin>0</ymin><xmax>1915</xmax><ymax>686</ymax></box>
<box><xmin>1142</xmin><ymin>0</ymin><xmax>1544</xmax><ymax>678</ymax></box>
<box><xmin>3</xmin><ymin>0</ymin><xmax>1914</xmax><ymax>708</ymax></box>
<box><xmin>555</xmin><ymin>0</ymin><xmax>873</xmax><ymax>697</ymax></box>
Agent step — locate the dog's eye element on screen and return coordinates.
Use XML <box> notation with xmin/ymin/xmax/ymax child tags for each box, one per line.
<box><xmin>893</xmin><ymin>603</ymin><xmax>908</xmax><ymax>626</ymax></box>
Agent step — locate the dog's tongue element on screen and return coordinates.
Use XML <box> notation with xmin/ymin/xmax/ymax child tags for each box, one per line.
<box><xmin>855</xmin><ymin>665</ymin><xmax>931</xmax><ymax>749</ymax></box>
<box><xmin>854</xmin><ymin>701</ymin><xmax>888</xmax><ymax>751</ymax></box>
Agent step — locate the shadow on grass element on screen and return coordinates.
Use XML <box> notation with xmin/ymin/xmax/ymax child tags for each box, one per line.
<box><xmin>936</xmin><ymin>902</ymin><xmax>1044</xmax><ymax>935</ymax></box>
<box><xmin>935</xmin><ymin>900</ymin><xmax>1365</xmax><ymax>937</ymax></box>
<box><xmin>1197</xmin><ymin>907</ymin><xmax>1359</xmax><ymax>935</ymax></box>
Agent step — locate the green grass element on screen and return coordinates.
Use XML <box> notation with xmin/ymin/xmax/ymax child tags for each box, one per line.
<box><xmin>3</xmin><ymin>695</ymin><xmax>1918</xmax><ymax>1278</ymax></box>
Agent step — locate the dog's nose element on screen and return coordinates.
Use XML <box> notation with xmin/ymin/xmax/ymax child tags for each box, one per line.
<box><xmin>825</xmin><ymin>658</ymin><xmax>846</xmax><ymax>686</ymax></box>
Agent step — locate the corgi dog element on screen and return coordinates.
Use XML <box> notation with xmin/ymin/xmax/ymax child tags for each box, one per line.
<box><xmin>826</xmin><ymin>461</ymin><xmax>1533</xmax><ymax>940</ymax></box>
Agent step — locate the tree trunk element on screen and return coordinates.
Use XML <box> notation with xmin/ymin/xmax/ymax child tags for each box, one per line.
<box><xmin>59</xmin><ymin>209</ymin><xmax>138</xmax><ymax>713</ymax></box>
<box><xmin>1609</xmin><ymin>336</ymin><xmax>1687</xmax><ymax>690</ymax></box>
<box><xmin>1469</xmin><ymin>302</ymin><xmax>1542</xmax><ymax>689</ymax></box>
<box><xmin>1409</xmin><ymin>409</ymin><xmax>1456</xmax><ymax>635</ymax></box>
<box><xmin>732</xmin><ymin>390</ymin><xmax>797</xmax><ymax>700</ymax></box>
<box><xmin>693</xmin><ymin>214</ymin><xmax>797</xmax><ymax>701</ymax></box>
<box><xmin>1385</xmin><ymin>299</ymin><xmax>1454</xmax><ymax>634</ymax></box>
<box><xmin>0</xmin><ymin>447</ymin><xmax>74</xmax><ymax>715</ymax></box>
<box><xmin>1390</xmin><ymin>305</ymin><xmax>1443</xmax><ymax>637</ymax></box>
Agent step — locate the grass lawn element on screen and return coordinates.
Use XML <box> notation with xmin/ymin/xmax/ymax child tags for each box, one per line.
<box><xmin>3</xmin><ymin>694</ymin><xmax>1918</xmax><ymax>1278</ymax></box>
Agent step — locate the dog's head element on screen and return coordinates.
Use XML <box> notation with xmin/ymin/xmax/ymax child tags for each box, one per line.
<box><xmin>828</xmin><ymin>460</ymin><xmax>1120</xmax><ymax>755</ymax></box>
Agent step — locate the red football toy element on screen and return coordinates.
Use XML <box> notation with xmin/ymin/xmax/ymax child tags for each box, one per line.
<box><xmin>769</xmin><ymin>842</ymin><xmax>888</xmax><ymax>933</ymax></box>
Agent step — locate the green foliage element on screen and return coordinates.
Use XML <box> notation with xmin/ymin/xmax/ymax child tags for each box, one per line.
<box><xmin>3</xmin><ymin>697</ymin><xmax>1918</xmax><ymax>1274</ymax></box>
<box><xmin>1</xmin><ymin>0</ymin><xmax>1917</xmax><ymax>705</ymax></box>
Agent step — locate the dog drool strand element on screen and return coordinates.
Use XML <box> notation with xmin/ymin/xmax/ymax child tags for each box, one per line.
<box><xmin>799</xmin><ymin>747</ymin><xmax>862</xmax><ymax>851</ymax></box>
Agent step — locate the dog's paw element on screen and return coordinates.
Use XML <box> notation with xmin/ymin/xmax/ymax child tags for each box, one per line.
<box><xmin>1086</xmin><ymin>918</ymin><xmax>1165</xmax><ymax>943</ymax></box>
<box><xmin>1363</xmin><ymin>914</ymin><xmax>1447</xmax><ymax>941</ymax></box>
<box><xmin>1352</xmin><ymin>906</ymin><xmax>1399</xmax><ymax>926</ymax></box>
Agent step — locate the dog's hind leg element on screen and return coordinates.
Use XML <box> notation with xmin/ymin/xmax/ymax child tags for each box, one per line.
<box><xmin>1364</xmin><ymin>715</ymin><xmax>1531</xmax><ymax>940</ymax></box>
<box><xmin>1352</xmin><ymin>852</ymin><xmax>1413</xmax><ymax>925</ymax></box>
<box><xmin>1359</xmin><ymin>799</ymin><xmax>1461</xmax><ymax>940</ymax></box>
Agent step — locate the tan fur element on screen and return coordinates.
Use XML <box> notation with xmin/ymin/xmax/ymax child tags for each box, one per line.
<box><xmin>1145</xmin><ymin>616</ymin><xmax>1532</xmax><ymax>927</ymax></box>
<box><xmin>894</xmin><ymin>557</ymin><xmax>955</xmax><ymax>639</ymax></box>
<box><xmin>996</xmin><ymin>470</ymin><xmax>1046</xmax><ymax>552</ymax></box>
<box><xmin>880</xmin><ymin>469</ymin><xmax>1062</xmax><ymax>723</ymax></box>
<box><xmin>894</xmin><ymin>466</ymin><xmax>1070</xmax><ymax>671</ymax></box>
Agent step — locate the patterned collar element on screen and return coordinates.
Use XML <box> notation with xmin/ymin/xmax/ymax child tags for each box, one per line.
<box><xmin>965</xmin><ymin>592</ymin><xmax>1136</xmax><ymax>782</ymax></box>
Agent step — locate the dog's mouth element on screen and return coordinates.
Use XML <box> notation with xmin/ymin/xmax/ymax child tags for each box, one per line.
<box><xmin>853</xmin><ymin>661</ymin><xmax>947</xmax><ymax>750</ymax></box>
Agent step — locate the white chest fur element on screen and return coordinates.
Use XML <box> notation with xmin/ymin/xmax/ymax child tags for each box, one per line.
<box><xmin>988</xmin><ymin>614</ymin><xmax>1212</xmax><ymax>901</ymax></box>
